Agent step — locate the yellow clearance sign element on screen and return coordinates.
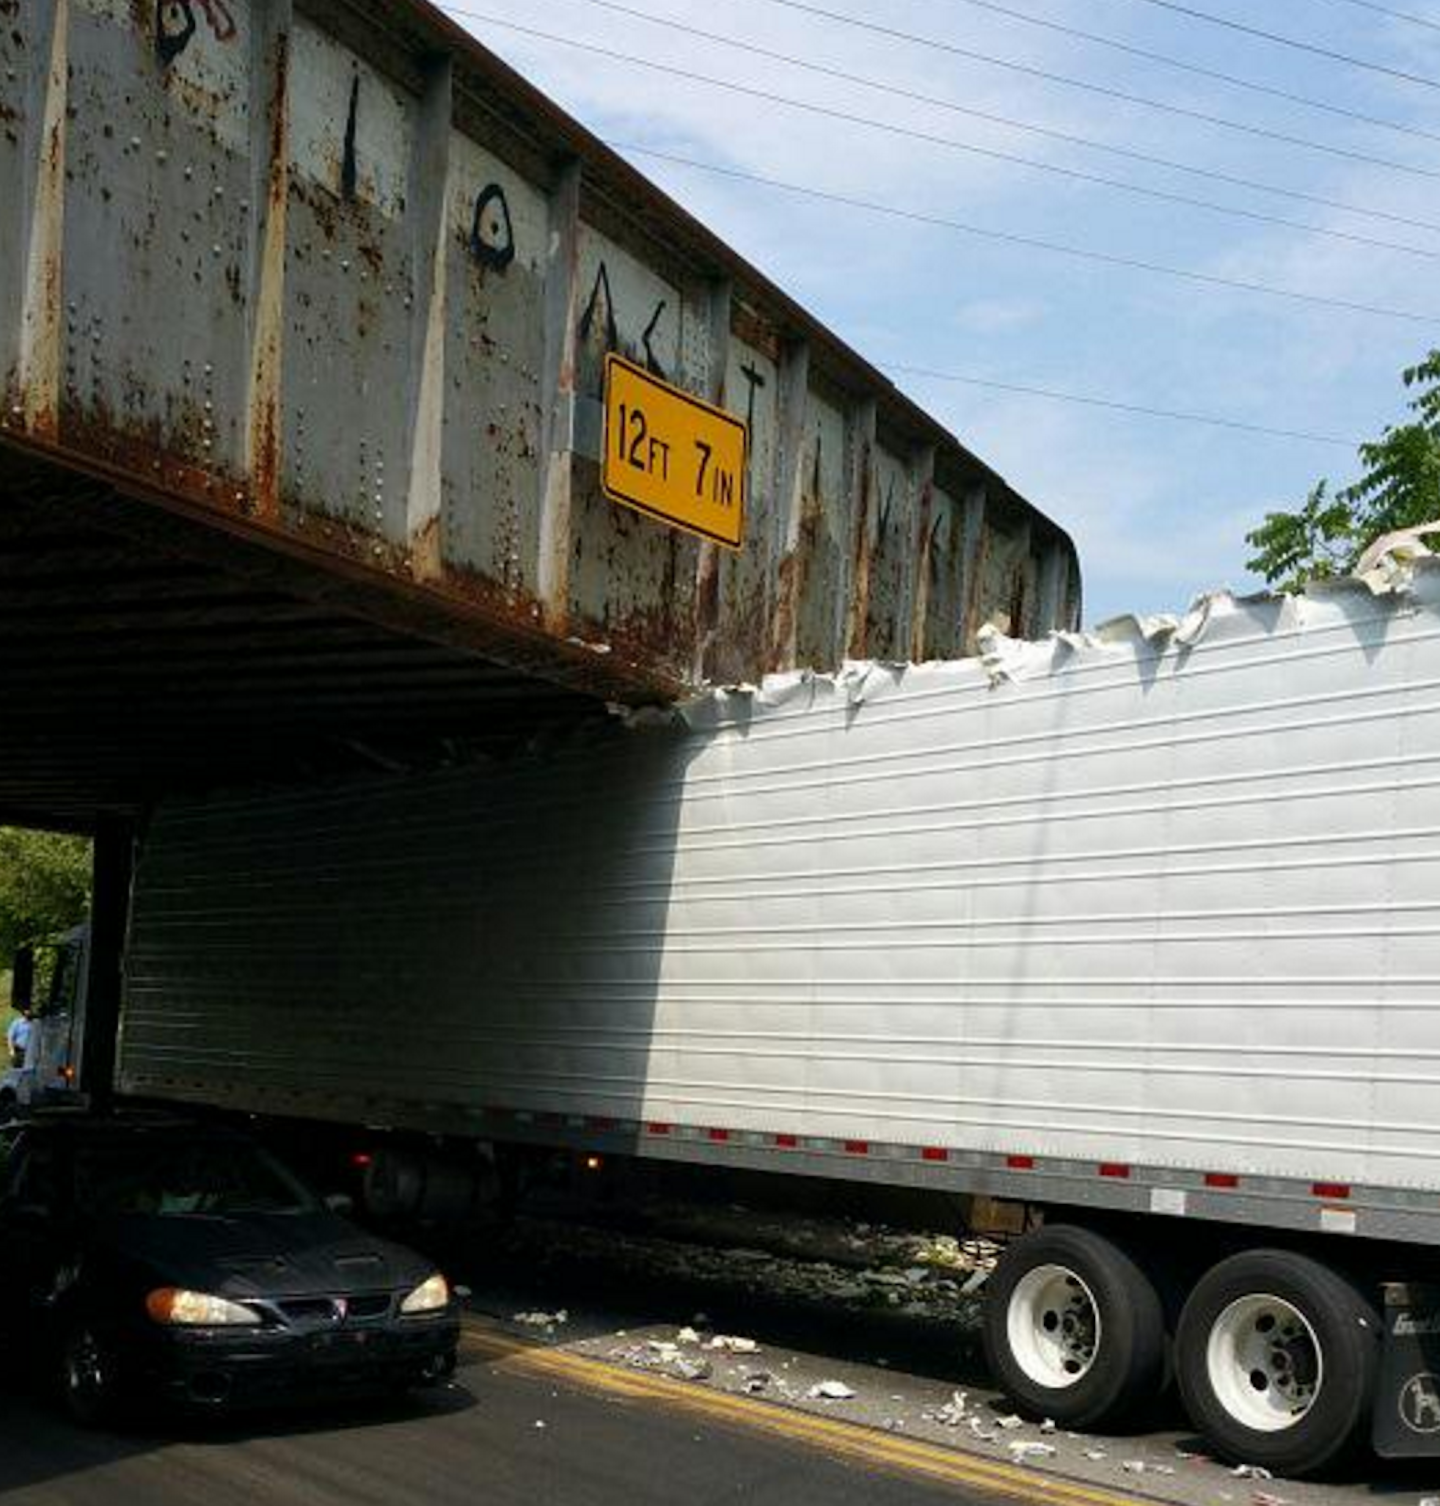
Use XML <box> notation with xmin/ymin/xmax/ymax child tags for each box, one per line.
<box><xmin>602</xmin><ymin>354</ymin><xmax>748</xmax><ymax>550</ymax></box>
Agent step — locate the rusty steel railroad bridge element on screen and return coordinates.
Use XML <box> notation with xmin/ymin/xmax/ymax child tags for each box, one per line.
<box><xmin>1</xmin><ymin>0</ymin><xmax>1079</xmax><ymax>835</ymax></box>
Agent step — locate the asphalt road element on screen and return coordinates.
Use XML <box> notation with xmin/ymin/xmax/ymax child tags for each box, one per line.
<box><xmin>0</xmin><ymin>1338</ymin><xmax>991</xmax><ymax>1506</ymax></box>
<box><xmin>2</xmin><ymin>1206</ymin><xmax>1434</xmax><ymax>1506</ymax></box>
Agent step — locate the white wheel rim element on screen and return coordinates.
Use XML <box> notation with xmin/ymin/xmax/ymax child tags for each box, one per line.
<box><xmin>1006</xmin><ymin>1263</ymin><xmax>1102</xmax><ymax>1389</ymax></box>
<box><xmin>1206</xmin><ymin>1294</ymin><xmax>1323</xmax><ymax>1433</ymax></box>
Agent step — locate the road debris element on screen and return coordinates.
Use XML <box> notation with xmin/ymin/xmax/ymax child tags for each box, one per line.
<box><xmin>742</xmin><ymin>1371</ymin><xmax>773</xmax><ymax>1395</ymax></box>
<box><xmin>1008</xmin><ymin>1441</ymin><xmax>1057</xmax><ymax>1462</ymax></box>
<box><xmin>512</xmin><ymin>1309</ymin><xmax>568</xmax><ymax>1328</ymax></box>
<box><xmin>1231</xmin><ymin>1465</ymin><xmax>1273</xmax><ymax>1481</ymax></box>
<box><xmin>926</xmin><ymin>1390</ymin><xmax>968</xmax><ymax>1426</ymax></box>
<box><xmin>1082</xmin><ymin>1449</ymin><xmax>1107</xmax><ymax>1462</ymax></box>
<box><xmin>500</xmin><ymin>1207</ymin><xmax>992</xmax><ymax>1332</ymax></box>
<box><xmin>607</xmin><ymin>1340</ymin><xmax>713</xmax><ymax>1383</ymax></box>
<box><xmin>807</xmin><ymin>1380</ymin><xmax>856</xmax><ymax>1400</ymax></box>
<box><xmin>708</xmin><ymin>1335</ymin><xmax>759</xmax><ymax>1353</ymax></box>
<box><xmin>995</xmin><ymin>1413</ymin><xmax>1026</xmax><ymax>1430</ymax></box>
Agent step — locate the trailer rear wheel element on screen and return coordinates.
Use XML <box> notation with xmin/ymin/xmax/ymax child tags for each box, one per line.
<box><xmin>1176</xmin><ymin>1250</ymin><xmax>1379</xmax><ymax>1478</ymax></box>
<box><xmin>983</xmin><ymin>1225</ymin><xmax>1167</xmax><ymax>1429</ymax></box>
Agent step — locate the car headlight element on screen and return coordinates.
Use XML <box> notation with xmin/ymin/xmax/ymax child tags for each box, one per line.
<box><xmin>146</xmin><ymin>1287</ymin><xmax>261</xmax><ymax>1326</ymax></box>
<box><xmin>400</xmin><ymin>1273</ymin><xmax>451</xmax><ymax>1315</ymax></box>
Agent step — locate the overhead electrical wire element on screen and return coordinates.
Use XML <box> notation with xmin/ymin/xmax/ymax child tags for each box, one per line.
<box><xmin>612</xmin><ymin>142</ymin><xmax>1440</xmax><ymax>327</ymax></box>
<box><xmin>441</xmin><ymin>3</ymin><xmax>1433</xmax><ymax>443</ymax></box>
<box><xmin>518</xmin><ymin>0</ymin><xmax>1440</xmax><ymax>238</ymax></box>
<box><xmin>446</xmin><ymin>8</ymin><xmax>1440</xmax><ymax>261</ymax></box>
<box><xmin>1071</xmin><ymin>0</ymin><xmax>1440</xmax><ymax>91</ymax></box>
<box><xmin>883</xmin><ymin>364</ymin><xmax>1360</xmax><ymax>447</ymax></box>
<box><xmin>1314</xmin><ymin>0</ymin><xmax>1440</xmax><ymax>35</ymax></box>
<box><xmin>754</xmin><ymin>0</ymin><xmax>1440</xmax><ymax>153</ymax></box>
<box><xmin>937</xmin><ymin>0</ymin><xmax>1440</xmax><ymax>111</ymax></box>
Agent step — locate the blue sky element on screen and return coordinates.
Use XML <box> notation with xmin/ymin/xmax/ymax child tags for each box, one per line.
<box><xmin>440</xmin><ymin>0</ymin><xmax>1440</xmax><ymax>626</ymax></box>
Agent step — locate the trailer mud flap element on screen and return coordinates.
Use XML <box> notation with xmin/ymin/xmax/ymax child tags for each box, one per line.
<box><xmin>1374</xmin><ymin>1283</ymin><xmax>1440</xmax><ymax>1458</ymax></box>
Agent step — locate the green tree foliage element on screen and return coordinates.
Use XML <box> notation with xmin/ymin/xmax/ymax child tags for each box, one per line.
<box><xmin>1246</xmin><ymin>349</ymin><xmax>1440</xmax><ymax>591</ymax></box>
<box><xmin>0</xmin><ymin>827</ymin><xmax>92</xmax><ymax>965</ymax></box>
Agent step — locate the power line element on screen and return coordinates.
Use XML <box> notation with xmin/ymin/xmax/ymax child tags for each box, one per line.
<box><xmin>1091</xmin><ymin>0</ymin><xmax>1440</xmax><ymax>90</ymax></box>
<box><xmin>447</xmin><ymin>8</ymin><xmax>1440</xmax><ymax>260</ymax></box>
<box><xmin>1315</xmin><ymin>0</ymin><xmax>1440</xmax><ymax>35</ymax></box>
<box><xmin>885</xmin><ymin>364</ymin><xmax>1360</xmax><ymax>446</ymax></box>
<box><xmin>514</xmin><ymin>0</ymin><xmax>1440</xmax><ymax>238</ymax></box>
<box><xmin>612</xmin><ymin>141</ymin><xmax>1440</xmax><ymax>326</ymax></box>
<box><xmin>940</xmin><ymin>0</ymin><xmax>1440</xmax><ymax>114</ymax></box>
<box><xmin>761</xmin><ymin>0</ymin><xmax>1440</xmax><ymax>153</ymax></box>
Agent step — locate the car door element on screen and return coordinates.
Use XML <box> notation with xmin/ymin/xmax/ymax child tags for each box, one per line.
<box><xmin>0</xmin><ymin>1132</ymin><xmax>74</xmax><ymax>1349</ymax></box>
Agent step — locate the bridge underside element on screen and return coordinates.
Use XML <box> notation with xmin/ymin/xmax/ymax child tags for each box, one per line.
<box><xmin>1</xmin><ymin>445</ymin><xmax>598</xmax><ymax>831</ymax></box>
<box><xmin>1</xmin><ymin>0</ymin><xmax>1081</xmax><ymax>835</ymax></box>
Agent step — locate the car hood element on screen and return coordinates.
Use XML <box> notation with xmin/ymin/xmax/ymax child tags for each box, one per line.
<box><xmin>87</xmin><ymin>1210</ymin><xmax>436</xmax><ymax>1299</ymax></box>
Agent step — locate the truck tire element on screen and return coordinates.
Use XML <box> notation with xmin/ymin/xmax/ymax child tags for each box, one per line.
<box><xmin>983</xmin><ymin>1224</ymin><xmax>1167</xmax><ymax>1429</ymax></box>
<box><xmin>1175</xmin><ymin>1249</ymin><xmax>1380</xmax><ymax>1479</ymax></box>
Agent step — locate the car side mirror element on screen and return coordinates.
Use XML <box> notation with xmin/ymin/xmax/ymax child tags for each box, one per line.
<box><xmin>324</xmin><ymin>1192</ymin><xmax>355</xmax><ymax>1216</ymax></box>
<box><xmin>11</xmin><ymin>946</ymin><xmax>33</xmax><ymax>1013</ymax></box>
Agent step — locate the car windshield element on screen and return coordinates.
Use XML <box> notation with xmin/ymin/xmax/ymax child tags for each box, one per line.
<box><xmin>73</xmin><ymin>1135</ymin><xmax>319</xmax><ymax>1217</ymax></box>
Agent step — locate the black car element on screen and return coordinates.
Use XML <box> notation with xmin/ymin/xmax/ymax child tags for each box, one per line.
<box><xmin>0</xmin><ymin>1115</ymin><xmax>461</xmax><ymax>1423</ymax></box>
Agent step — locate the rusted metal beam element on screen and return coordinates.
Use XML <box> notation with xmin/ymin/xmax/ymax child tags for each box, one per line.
<box><xmin>768</xmin><ymin>337</ymin><xmax>811</xmax><ymax>672</ymax></box>
<box><xmin>907</xmin><ymin>444</ymin><xmax>937</xmax><ymax>663</ymax></box>
<box><xmin>245</xmin><ymin>0</ymin><xmax>293</xmax><ymax>521</ymax></box>
<box><xmin>404</xmin><ymin>53</ymin><xmax>454</xmax><ymax>583</ymax></box>
<box><xmin>538</xmin><ymin>159</ymin><xmax>583</xmax><ymax>635</ymax></box>
<box><xmin>844</xmin><ymin>397</ymin><xmax>878</xmax><ymax>660</ymax></box>
<box><xmin>1</xmin><ymin>0</ymin><xmax>1078</xmax><ymax>717</ymax></box>
<box><xmin>692</xmin><ymin>274</ymin><xmax>731</xmax><ymax>683</ymax></box>
<box><xmin>960</xmin><ymin>483</ymin><xmax>988</xmax><ymax>652</ymax></box>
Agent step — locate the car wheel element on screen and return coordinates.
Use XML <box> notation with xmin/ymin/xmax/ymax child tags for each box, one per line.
<box><xmin>1176</xmin><ymin>1250</ymin><xmax>1380</xmax><ymax>1478</ymax></box>
<box><xmin>982</xmin><ymin>1224</ymin><xmax>1167</xmax><ymax>1429</ymax></box>
<box><xmin>59</xmin><ymin>1322</ymin><xmax>122</xmax><ymax>1428</ymax></box>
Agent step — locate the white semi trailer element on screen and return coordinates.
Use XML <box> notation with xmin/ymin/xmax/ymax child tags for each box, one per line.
<box><xmin>68</xmin><ymin>561</ymin><xmax>1440</xmax><ymax>1476</ymax></box>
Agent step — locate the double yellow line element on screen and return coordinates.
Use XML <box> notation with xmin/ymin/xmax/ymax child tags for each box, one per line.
<box><xmin>461</xmin><ymin>1318</ymin><xmax>1163</xmax><ymax>1506</ymax></box>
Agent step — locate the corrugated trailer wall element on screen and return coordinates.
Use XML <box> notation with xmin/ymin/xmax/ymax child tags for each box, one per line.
<box><xmin>120</xmin><ymin>569</ymin><xmax>1440</xmax><ymax>1241</ymax></box>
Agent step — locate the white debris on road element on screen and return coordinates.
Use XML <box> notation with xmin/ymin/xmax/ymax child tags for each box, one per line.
<box><xmin>502</xmin><ymin>1207</ymin><xmax>993</xmax><ymax>1334</ymax></box>
<box><xmin>1232</xmin><ymin>1465</ymin><xmax>1274</xmax><ymax>1481</ymax></box>
<box><xmin>925</xmin><ymin>1391</ymin><xmax>969</xmax><ymax>1427</ymax></box>
<box><xmin>512</xmin><ymin>1309</ymin><xmax>568</xmax><ymax>1328</ymax></box>
<box><xmin>1008</xmin><ymin>1441</ymin><xmax>1058</xmax><ymax>1462</ymax></box>
<box><xmin>807</xmin><ymin>1380</ymin><xmax>857</xmax><ymax>1400</ymax></box>
<box><xmin>708</xmin><ymin>1335</ymin><xmax>759</xmax><ymax>1353</ymax></box>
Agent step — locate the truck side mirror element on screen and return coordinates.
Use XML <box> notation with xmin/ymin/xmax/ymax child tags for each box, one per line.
<box><xmin>11</xmin><ymin>947</ymin><xmax>33</xmax><ymax>1013</ymax></box>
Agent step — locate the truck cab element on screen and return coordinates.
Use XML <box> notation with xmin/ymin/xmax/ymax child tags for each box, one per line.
<box><xmin>1</xmin><ymin>925</ymin><xmax>87</xmax><ymax>1118</ymax></box>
